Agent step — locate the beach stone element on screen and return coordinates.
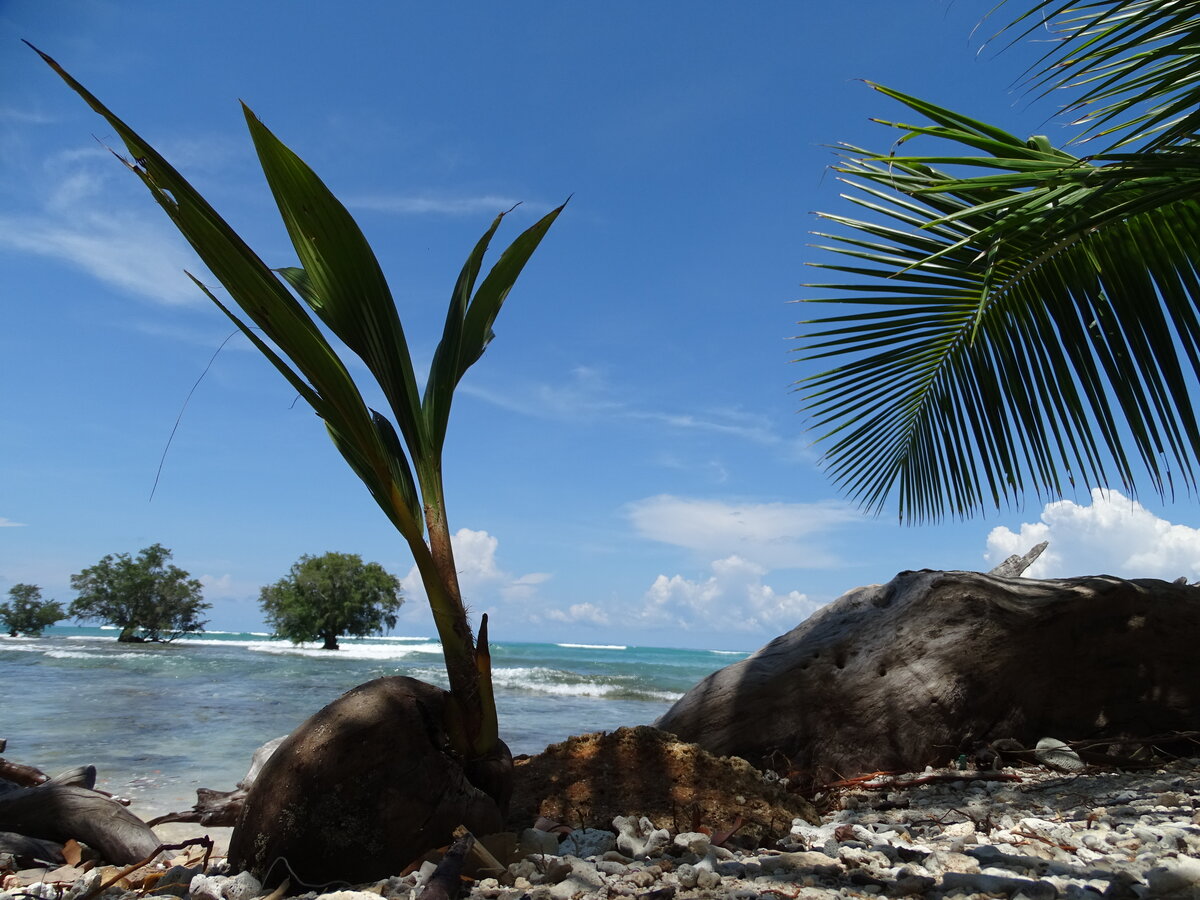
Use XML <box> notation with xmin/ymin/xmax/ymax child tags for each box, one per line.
<box><xmin>548</xmin><ymin>860</ymin><xmax>605</xmax><ymax>900</ymax></box>
<box><xmin>1034</xmin><ymin>738</ymin><xmax>1084</xmax><ymax>772</ymax></box>
<box><xmin>188</xmin><ymin>874</ymin><xmax>223</xmax><ymax>900</ymax></box>
<box><xmin>613</xmin><ymin>816</ymin><xmax>669</xmax><ymax>858</ymax></box>
<box><xmin>17</xmin><ymin>884</ymin><xmax>56</xmax><ymax>900</ymax></box>
<box><xmin>941</xmin><ymin>871</ymin><xmax>1057</xmax><ymax>898</ymax></box>
<box><xmin>1145</xmin><ymin>856</ymin><xmax>1200</xmax><ymax>896</ymax></box>
<box><xmin>657</xmin><ymin>570</ymin><xmax>1200</xmax><ymax>786</ymax></box>
<box><xmin>219</xmin><ymin>871</ymin><xmax>260</xmax><ymax>900</ymax></box>
<box><xmin>559</xmin><ymin>828</ymin><xmax>615</xmax><ymax>858</ymax></box>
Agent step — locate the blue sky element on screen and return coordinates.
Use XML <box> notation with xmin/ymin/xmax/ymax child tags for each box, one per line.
<box><xmin>5</xmin><ymin>1</ymin><xmax>1200</xmax><ymax>650</ymax></box>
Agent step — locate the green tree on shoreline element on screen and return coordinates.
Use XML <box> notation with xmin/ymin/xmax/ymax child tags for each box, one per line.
<box><xmin>69</xmin><ymin>544</ymin><xmax>210</xmax><ymax>643</ymax></box>
<box><xmin>797</xmin><ymin>0</ymin><xmax>1200</xmax><ymax>522</ymax></box>
<box><xmin>261</xmin><ymin>552</ymin><xmax>403</xmax><ymax>650</ymax></box>
<box><xmin>1</xmin><ymin>584</ymin><xmax>64</xmax><ymax>636</ymax></box>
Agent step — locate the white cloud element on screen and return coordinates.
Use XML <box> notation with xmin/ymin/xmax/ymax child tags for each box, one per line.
<box><xmin>985</xmin><ymin>489</ymin><xmax>1200</xmax><ymax>580</ymax></box>
<box><xmin>641</xmin><ymin>555</ymin><xmax>821</xmax><ymax>633</ymax></box>
<box><xmin>347</xmin><ymin>193</ymin><xmax>534</xmax><ymax>216</ymax></box>
<box><xmin>400</xmin><ymin>528</ymin><xmax>549</xmax><ymax>610</ymax></box>
<box><xmin>502</xmin><ymin>572</ymin><xmax>553</xmax><ymax>601</ymax></box>
<box><xmin>0</xmin><ymin>107</ymin><xmax>56</xmax><ymax>125</ymax></box>
<box><xmin>461</xmin><ymin>365</ymin><xmax>622</xmax><ymax>421</ymax></box>
<box><xmin>546</xmin><ymin>602</ymin><xmax>610</xmax><ymax>626</ymax></box>
<box><xmin>0</xmin><ymin>518</ymin><xmax>27</xmax><ymax>527</ymax></box>
<box><xmin>462</xmin><ymin>367</ymin><xmax>801</xmax><ymax>455</ymax></box>
<box><xmin>628</xmin><ymin>494</ymin><xmax>861</xmax><ymax>569</ymax></box>
<box><xmin>0</xmin><ymin>144</ymin><xmax>208</xmax><ymax>306</ymax></box>
<box><xmin>197</xmin><ymin>573</ymin><xmax>264</xmax><ymax>600</ymax></box>
<box><xmin>0</xmin><ymin>211</ymin><xmax>203</xmax><ymax>305</ymax></box>
<box><xmin>628</xmin><ymin>407</ymin><xmax>778</xmax><ymax>445</ymax></box>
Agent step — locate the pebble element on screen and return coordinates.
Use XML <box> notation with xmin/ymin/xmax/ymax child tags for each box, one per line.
<box><xmin>6</xmin><ymin>758</ymin><xmax>1200</xmax><ymax>900</ymax></box>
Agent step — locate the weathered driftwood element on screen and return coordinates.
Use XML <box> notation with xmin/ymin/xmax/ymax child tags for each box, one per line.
<box><xmin>416</xmin><ymin>831</ymin><xmax>475</xmax><ymax>900</ymax></box>
<box><xmin>0</xmin><ymin>780</ymin><xmax>160</xmax><ymax>864</ymax></box>
<box><xmin>0</xmin><ymin>830</ymin><xmax>66</xmax><ymax>865</ymax></box>
<box><xmin>0</xmin><ymin>757</ymin><xmax>51</xmax><ymax>789</ymax></box>
<box><xmin>656</xmin><ymin>570</ymin><xmax>1200</xmax><ymax>789</ymax></box>
<box><xmin>986</xmin><ymin>541</ymin><xmax>1048</xmax><ymax>578</ymax></box>
<box><xmin>229</xmin><ymin>676</ymin><xmax>510</xmax><ymax>889</ymax></box>
<box><xmin>148</xmin><ymin>736</ymin><xmax>285</xmax><ymax>828</ymax></box>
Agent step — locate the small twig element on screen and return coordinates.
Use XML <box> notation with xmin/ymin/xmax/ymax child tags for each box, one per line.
<box><xmin>827</xmin><ymin>771</ymin><xmax>1022</xmax><ymax>791</ymax></box>
<box><xmin>1011</xmin><ymin>829</ymin><xmax>1078</xmax><ymax>853</ymax></box>
<box><xmin>712</xmin><ymin>815</ymin><xmax>745</xmax><ymax>847</ymax></box>
<box><xmin>761</xmin><ymin>887</ymin><xmax>805</xmax><ymax>899</ymax></box>
<box><xmin>82</xmin><ymin>837</ymin><xmax>212</xmax><ymax>900</ymax></box>
<box><xmin>823</xmin><ymin>770</ymin><xmax>898</xmax><ymax>789</ymax></box>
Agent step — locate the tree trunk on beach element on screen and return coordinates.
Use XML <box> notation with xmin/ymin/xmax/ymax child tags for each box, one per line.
<box><xmin>321</xmin><ymin>632</ymin><xmax>339</xmax><ymax>650</ymax></box>
<box><xmin>0</xmin><ymin>773</ymin><xmax>160</xmax><ymax>864</ymax></box>
<box><xmin>656</xmin><ymin>569</ymin><xmax>1200</xmax><ymax>790</ymax></box>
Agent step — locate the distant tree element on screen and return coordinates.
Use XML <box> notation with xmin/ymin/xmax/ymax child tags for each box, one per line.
<box><xmin>260</xmin><ymin>552</ymin><xmax>403</xmax><ymax>650</ymax></box>
<box><xmin>1</xmin><ymin>584</ymin><xmax>65</xmax><ymax>636</ymax></box>
<box><xmin>69</xmin><ymin>544</ymin><xmax>210</xmax><ymax>643</ymax></box>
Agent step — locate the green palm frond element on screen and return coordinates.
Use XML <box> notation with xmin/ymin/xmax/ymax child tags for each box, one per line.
<box><xmin>798</xmin><ymin>85</ymin><xmax>1200</xmax><ymax>522</ymax></box>
<box><xmin>997</xmin><ymin>0</ymin><xmax>1200</xmax><ymax>149</ymax></box>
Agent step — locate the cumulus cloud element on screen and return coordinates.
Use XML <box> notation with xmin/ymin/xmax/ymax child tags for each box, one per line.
<box><xmin>400</xmin><ymin>528</ymin><xmax>549</xmax><ymax>611</ymax></box>
<box><xmin>985</xmin><ymin>489</ymin><xmax>1200</xmax><ymax>580</ymax></box>
<box><xmin>641</xmin><ymin>555</ymin><xmax>821</xmax><ymax>633</ymax></box>
<box><xmin>628</xmin><ymin>495</ymin><xmax>861</xmax><ymax>569</ymax></box>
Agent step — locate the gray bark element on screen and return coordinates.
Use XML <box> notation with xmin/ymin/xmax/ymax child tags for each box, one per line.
<box><xmin>656</xmin><ymin>570</ymin><xmax>1200</xmax><ymax>790</ymax></box>
<box><xmin>0</xmin><ymin>781</ymin><xmax>160</xmax><ymax>864</ymax></box>
<box><xmin>987</xmin><ymin>541</ymin><xmax>1048</xmax><ymax>578</ymax></box>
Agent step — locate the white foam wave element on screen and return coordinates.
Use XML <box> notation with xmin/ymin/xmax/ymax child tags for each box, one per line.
<box><xmin>489</xmin><ymin>666</ymin><xmax>680</xmax><ymax>702</ymax></box>
<box><xmin>361</xmin><ymin>635</ymin><xmax>432</xmax><ymax>642</ymax></box>
<box><xmin>45</xmin><ymin>650</ymin><xmax>145</xmax><ymax>660</ymax></box>
<box><xmin>709</xmin><ymin>649</ymin><xmax>748</xmax><ymax>655</ymax></box>
<box><xmin>0</xmin><ymin>642</ymin><xmax>52</xmax><ymax>653</ymax></box>
<box><xmin>556</xmin><ymin>643</ymin><xmax>627</xmax><ymax>651</ymax></box>
<box><xmin>243</xmin><ymin>640</ymin><xmax>444</xmax><ymax>660</ymax></box>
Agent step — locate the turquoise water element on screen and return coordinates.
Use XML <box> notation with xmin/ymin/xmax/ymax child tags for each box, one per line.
<box><xmin>0</xmin><ymin>626</ymin><xmax>747</xmax><ymax>818</ymax></box>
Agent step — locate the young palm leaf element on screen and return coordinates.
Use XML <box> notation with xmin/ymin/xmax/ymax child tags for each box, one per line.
<box><xmin>32</xmin><ymin>43</ymin><xmax>564</xmax><ymax>758</ymax></box>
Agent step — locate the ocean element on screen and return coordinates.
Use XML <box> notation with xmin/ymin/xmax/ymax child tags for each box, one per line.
<box><xmin>0</xmin><ymin>626</ymin><xmax>748</xmax><ymax>819</ymax></box>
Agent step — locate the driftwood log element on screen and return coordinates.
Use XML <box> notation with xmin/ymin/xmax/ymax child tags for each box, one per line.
<box><xmin>0</xmin><ymin>766</ymin><xmax>160</xmax><ymax>864</ymax></box>
<box><xmin>656</xmin><ymin>569</ymin><xmax>1200</xmax><ymax>789</ymax></box>
<box><xmin>229</xmin><ymin>676</ymin><xmax>510</xmax><ymax>889</ymax></box>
